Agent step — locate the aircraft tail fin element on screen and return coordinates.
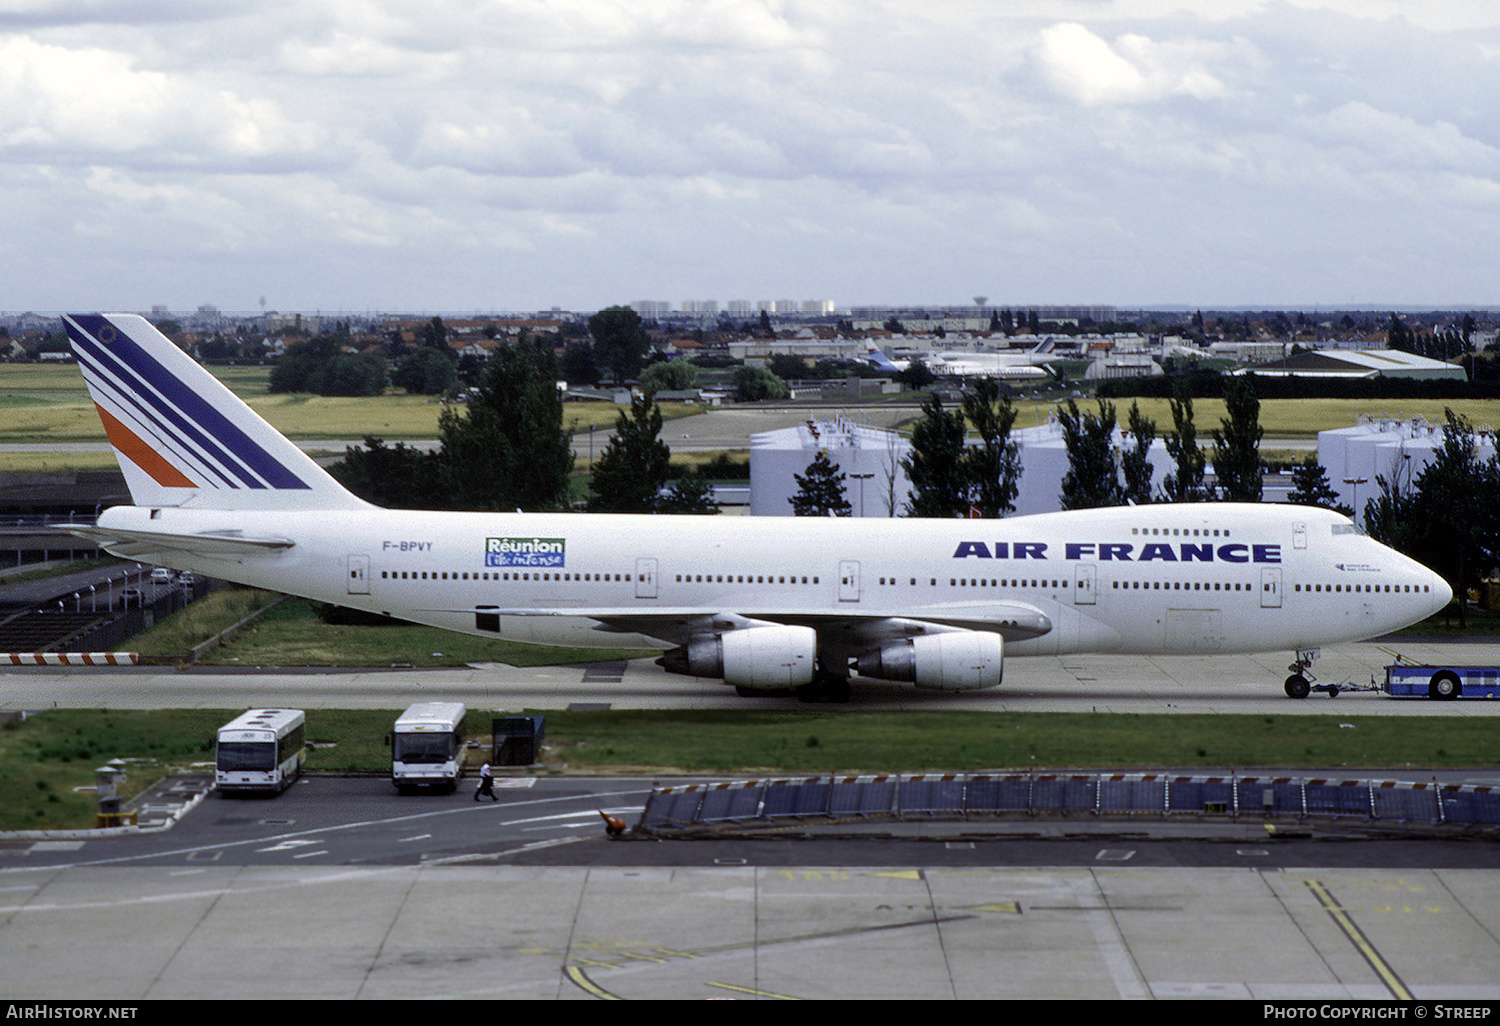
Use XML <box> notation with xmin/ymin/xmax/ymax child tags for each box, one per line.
<box><xmin>63</xmin><ymin>313</ymin><xmax>370</xmax><ymax>512</ymax></box>
<box><xmin>864</xmin><ymin>340</ymin><xmax>902</xmax><ymax>374</ymax></box>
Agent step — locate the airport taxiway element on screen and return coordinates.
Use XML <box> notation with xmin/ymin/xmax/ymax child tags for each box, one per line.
<box><xmin>3</xmin><ymin>636</ymin><xmax>1499</xmax><ymax>715</ymax></box>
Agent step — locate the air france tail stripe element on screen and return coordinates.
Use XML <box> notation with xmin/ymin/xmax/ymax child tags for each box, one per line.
<box><xmin>66</xmin><ymin>316</ymin><xmax>310</xmax><ymax>491</ymax></box>
<box><xmin>95</xmin><ymin>403</ymin><xmax>197</xmax><ymax>488</ymax></box>
<box><xmin>76</xmin><ymin>346</ymin><xmax>243</xmax><ymax>490</ymax></box>
<box><xmin>71</xmin><ymin>323</ymin><xmax>279</xmax><ymax>490</ymax></box>
<box><xmin>75</xmin><ymin>343</ymin><xmax>248</xmax><ymax>490</ymax></box>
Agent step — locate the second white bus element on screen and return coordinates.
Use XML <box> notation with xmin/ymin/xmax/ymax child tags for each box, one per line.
<box><xmin>390</xmin><ymin>702</ymin><xmax>468</xmax><ymax>793</ymax></box>
<box><xmin>215</xmin><ymin>709</ymin><xmax>306</xmax><ymax>795</ymax></box>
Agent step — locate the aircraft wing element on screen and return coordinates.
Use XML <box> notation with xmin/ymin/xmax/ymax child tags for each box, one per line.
<box><xmin>484</xmin><ymin>603</ymin><xmax>1052</xmax><ymax>649</ymax></box>
<box><xmin>56</xmin><ymin>522</ymin><xmax>295</xmax><ymax>561</ymax></box>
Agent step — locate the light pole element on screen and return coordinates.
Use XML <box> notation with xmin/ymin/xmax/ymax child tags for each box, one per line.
<box><xmin>849</xmin><ymin>472</ymin><xmax>874</xmax><ymax>517</ymax></box>
<box><xmin>1343</xmin><ymin>476</ymin><xmax>1367</xmax><ymax>523</ymax></box>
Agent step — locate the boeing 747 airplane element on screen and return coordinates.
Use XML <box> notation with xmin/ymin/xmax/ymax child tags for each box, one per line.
<box><xmin>62</xmin><ymin>314</ymin><xmax>1450</xmax><ymax>700</ymax></box>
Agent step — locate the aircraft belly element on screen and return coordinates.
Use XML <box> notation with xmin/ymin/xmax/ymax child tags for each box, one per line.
<box><xmin>1163</xmin><ymin>608</ymin><xmax>1224</xmax><ymax>653</ymax></box>
<box><xmin>490</xmin><ymin>615</ymin><xmax>664</xmax><ymax>651</ymax></box>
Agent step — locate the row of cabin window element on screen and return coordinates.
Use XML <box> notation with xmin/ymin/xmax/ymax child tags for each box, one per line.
<box><xmin>380</xmin><ymin>571</ymin><xmax>632</xmax><ymax>582</ymax></box>
<box><xmin>676</xmin><ymin>574</ymin><xmax>820</xmax><ymax>585</ymax></box>
<box><xmin>1131</xmin><ymin>527</ymin><xmax>1231</xmax><ymax>537</ymax></box>
<box><xmin>877</xmin><ymin>577</ymin><xmax>1066</xmax><ymax>589</ymax></box>
<box><xmin>1295</xmin><ymin>583</ymin><xmax>1428</xmax><ymax>593</ymax></box>
<box><xmin>1114</xmin><ymin>580</ymin><xmax>1254</xmax><ymax>591</ymax></box>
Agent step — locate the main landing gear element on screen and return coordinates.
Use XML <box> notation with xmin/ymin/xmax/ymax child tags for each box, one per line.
<box><xmin>796</xmin><ymin>669</ymin><xmax>853</xmax><ymax>704</ymax></box>
<box><xmin>732</xmin><ymin>668</ymin><xmax>853</xmax><ymax>703</ymax></box>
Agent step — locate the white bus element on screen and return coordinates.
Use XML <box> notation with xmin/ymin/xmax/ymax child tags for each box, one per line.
<box><xmin>390</xmin><ymin>702</ymin><xmax>468</xmax><ymax>793</ymax></box>
<box><xmin>216</xmin><ymin>709</ymin><xmax>306</xmax><ymax>794</ymax></box>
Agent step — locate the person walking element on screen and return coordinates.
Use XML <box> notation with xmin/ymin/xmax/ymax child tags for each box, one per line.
<box><xmin>474</xmin><ymin>761</ymin><xmax>497</xmax><ymax>802</ymax></box>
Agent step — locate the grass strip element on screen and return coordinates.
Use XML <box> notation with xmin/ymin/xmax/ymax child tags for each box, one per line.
<box><xmin>3</xmin><ymin>708</ymin><xmax>1493</xmax><ymax>831</ymax></box>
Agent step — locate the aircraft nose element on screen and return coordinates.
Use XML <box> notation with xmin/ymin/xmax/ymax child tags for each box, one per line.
<box><xmin>1429</xmin><ymin>570</ymin><xmax>1453</xmax><ymax>611</ymax></box>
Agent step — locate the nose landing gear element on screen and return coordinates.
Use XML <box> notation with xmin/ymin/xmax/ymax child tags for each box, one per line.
<box><xmin>1284</xmin><ymin>649</ymin><xmax>1318</xmax><ymax>699</ymax></box>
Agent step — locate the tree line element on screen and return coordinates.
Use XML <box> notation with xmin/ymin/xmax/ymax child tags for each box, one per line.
<box><xmin>329</xmin><ymin>331</ymin><xmax>717</xmax><ymax>516</ymax></box>
<box><xmin>791</xmin><ymin>377</ymin><xmax>1494</xmax><ymax>620</ymax></box>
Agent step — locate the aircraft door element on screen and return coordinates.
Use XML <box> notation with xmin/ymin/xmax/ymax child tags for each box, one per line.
<box><xmin>347</xmin><ymin>554</ymin><xmax>370</xmax><ymax>595</ymax></box>
<box><xmin>635</xmin><ymin>558</ymin><xmax>658</xmax><ymax>599</ymax></box>
<box><xmin>839</xmin><ymin>560</ymin><xmax>861</xmax><ymax>602</ymax></box>
<box><xmin>1260</xmin><ymin>567</ymin><xmax>1282</xmax><ymax>608</ymax></box>
<box><xmin>1293</xmin><ymin>522</ymin><xmax>1307</xmax><ymax>549</ymax></box>
<box><xmin>1074</xmin><ymin>564</ymin><xmax>1097</xmax><ymax>605</ymax></box>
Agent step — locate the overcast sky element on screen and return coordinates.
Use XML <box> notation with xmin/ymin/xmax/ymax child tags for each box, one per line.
<box><xmin>3</xmin><ymin>1</ymin><xmax>1498</xmax><ymax>315</ymax></box>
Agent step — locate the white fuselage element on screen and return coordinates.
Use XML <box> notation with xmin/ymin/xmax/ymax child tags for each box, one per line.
<box><xmin>99</xmin><ymin>501</ymin><xmax>1449</xmax><ymax>663</ymax></box>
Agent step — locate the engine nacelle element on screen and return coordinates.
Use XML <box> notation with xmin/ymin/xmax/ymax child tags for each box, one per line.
<box><xmin>854</xmin><ymin>631</ymin><xmax>1003</xmax><ymax>691</ymax></box>
<box><xmin>659</xmin><ymin>625</ymin><xmax>817</xmax><ymax>690</ymax></box>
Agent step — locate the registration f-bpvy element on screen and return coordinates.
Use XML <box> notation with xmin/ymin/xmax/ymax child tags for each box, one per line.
<box><xmin>62</xmin><ymin>314</ymin><xmax>1450</xmax><ymax>700</ymax></box>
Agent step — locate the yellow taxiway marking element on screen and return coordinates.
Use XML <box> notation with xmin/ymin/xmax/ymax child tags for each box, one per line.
<box><xmin>706</xmin><ymin>981</ymin><xmax>801</xmax><ymax>1000</ymax></box>
<box><xmin>1304</xmin><ymin>880</ymin><xmax>1413</xmax><ymax>1001</ymax></box>
<box><xmin>564</xmin><ymin>965</ymin><xmax>622</xmax><ymax>1000</ymax></box>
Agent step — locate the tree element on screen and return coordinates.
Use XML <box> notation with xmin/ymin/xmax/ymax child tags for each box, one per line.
<box><xmin>790</xmin><ymin>450</ymin><xmax>853</xmax><ymax>517</ymax></box>
<box><xmin>588</xmin><ymin>306</ymin><xmax>651</xmax><ymax>382</ymax></box>
<box><xmin>902</xmin><ymin>393</ymin><xmax>970</xmax><ymax>517</ymax></box>
<box><xmin>1287</xmin><ymin>457</ymin><xmax>1353</xmax><ymax>516</ymax></box>
<box><xmin>329</xmin><ymin>436</ymin><xmax>442</xmax><ymax>509</ymax></box>
<box><xmin>1387</xmin><ymin>312</ymin><xmax>1415</xmax><ymax>354</ymax></box>
<box><xmin>1390</xmin><ymin>412</ymin><xmax>1500</xmax><ymax>627</ymax></box>
<box><xmin>731</xmin><ymin>365</ymin><xmax>788</xmax><ymax>402</ymax></box>
<box><xmin>391</xmin><ymin>344</ymin><xmax>458</xmax><ymax>395</ymax></box>
<box><xmin>1161</xmin><ymin>381</ymin><xmax>1211</xmax><ymax>502</ymax></box>
<box><xmin>961</xmin><ymin>378</ymin><xmax>1021</xmax><ymax>518</ymax></box>
<box><xmin>587</xmin><ymin>395</ymin><xmax>671</xmax><ymax>513</ymax></box>
<box><xmin>420</xmin><ymin>316</ymin><xmax>448</xmax><ymax>352</ymax></box>
<box><xmin>1057</xmin><ymin>398</ymin><xmax>1123</xmax><ymax>509</ymax></box>
<box><xmin>270</xmin><ymin>333</ymin><xmax>382</xmax><ymax>396</ymax></box>
<box><xmin>1121</xmin><ymin>401</ymin><xmax>1157</xmax><ymax>506</ymax></box>
<box><xmin>561</xmin><ymin>341</ymin><xmax>600</xmax><ymax>387</ymax></box>
<box><xmin>436</xmin><ymin>335</ymin><xmax>573</xmax><ymax>511</ymax></box>
<box><xmin>1212</xmin><ymin>377</ymin><xmax>1264</xmax><ymax>502</ymax></box>
<box><xmin>895</xmin><ymin>358</ymin><xmax>935</xmax><ymax>391</ymax></box>
<box><xmin>638</xmin><ymin>359</ymin><xmax>698</xmax><ymax>398</ymax></box>
<box><xmin>657</xmin><ymin>469</ymin><xmax>721</xmax><ymax>515</ymax></box>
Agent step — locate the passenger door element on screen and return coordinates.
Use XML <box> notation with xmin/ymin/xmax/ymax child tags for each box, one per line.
<box><xmin>1074</xmin><ymin>563</ymin><xmax>1097</xmax><ymax>605</ymax></box>
<box><xmin>1260</xmin><ymin>567</ymin><xmax>1282</xmax><ymax>609</ymax></box>
<box><xmin>347</xmin><ymin>554</ymin><xmax>369</xmax><ymax>595</ymax></box>
<box><xmin>635</xmin><ymin>558</ymin><xmax>658</xmax><ymax>599</ymax></box>
<box><xmin>839</xmin><ymin>560</ymin><xmax>861</xmax><ymax>602</ymax></box>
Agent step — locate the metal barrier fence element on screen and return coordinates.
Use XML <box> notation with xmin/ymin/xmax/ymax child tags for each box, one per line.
<box><xmin>637</xmin><ymin>772</ymin><xmax>1500</xmax><ymax>834</ymax></box>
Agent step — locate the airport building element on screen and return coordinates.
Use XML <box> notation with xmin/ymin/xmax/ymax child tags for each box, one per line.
<box><xmin>1234</xmin><ymin>348</ymin><xmax>1468</xmax><ymax>381</ymax></box>
<box><xmin>1317</xmin><ymin>414</ymin><xmax>1498</xmax><ymax>526</ymax></box>
<box><xmin>750</xmin><ymin>417</ymin><xmax>913</xmax><ymax>517</ymax></box>
<box><xmin>750</xmin><ymin>415</ymin><xmax>1183</xmax><ymax>518</ymax></box>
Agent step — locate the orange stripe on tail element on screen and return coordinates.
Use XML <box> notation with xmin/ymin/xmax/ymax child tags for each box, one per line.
<box><xmin>95</xmin><ymin>404</ymin><xmax>197</xmax><ymax>489</ymax></box>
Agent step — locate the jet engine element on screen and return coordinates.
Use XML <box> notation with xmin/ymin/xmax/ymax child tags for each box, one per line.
<box><xmin>854</xmin><ymin>631</ymin><xmax>1003</xmax><ymax>691</ymax></box>
<box><xmin>659</xmin><ymin>625</ymin><xmax>817</xmax><ymax>690</ymax></box>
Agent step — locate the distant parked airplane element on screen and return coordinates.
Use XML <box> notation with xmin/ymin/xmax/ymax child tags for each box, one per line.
<box><xmin>863</xmin><ymin>338</ymin><xmax>1060</xmax><ymax>381</ymax></box>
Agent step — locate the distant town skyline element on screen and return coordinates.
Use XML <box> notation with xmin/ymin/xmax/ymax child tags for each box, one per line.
<box><xmin>4</xmin><ymin>2</ymin><xmax>1499</xmax><ymax>313</ymax></box>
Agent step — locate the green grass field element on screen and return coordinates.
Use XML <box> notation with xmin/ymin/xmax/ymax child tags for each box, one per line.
<box><xmin>132</xmin><ymin>591</ymin><xmax>650</xmax><ymax>667</ymax></box>
<box><xmin>0</xmin><ymin>364</ymin><xmax>699</xmax><ymax>444</ymax></box>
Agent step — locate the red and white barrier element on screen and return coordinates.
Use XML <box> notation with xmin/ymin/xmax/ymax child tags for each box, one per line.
<box><xmin>2</xmin><ymin>652</ymin><xmax>138</xmax><ymax>666</ymax></box>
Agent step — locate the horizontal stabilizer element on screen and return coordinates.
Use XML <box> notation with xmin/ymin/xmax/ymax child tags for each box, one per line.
<box><xmin>58</xmin><ymin>522</ymin><xmax>294</xmax><ymax>561</ymax></box>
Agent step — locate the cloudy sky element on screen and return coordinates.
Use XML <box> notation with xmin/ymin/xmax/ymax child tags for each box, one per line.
<box><xmin>3</xmin><ymin>0</ymin><xmax>1498</xmax><ymax>315</ymax></box>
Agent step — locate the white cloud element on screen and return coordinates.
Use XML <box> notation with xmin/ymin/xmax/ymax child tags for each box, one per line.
<box><xmin>1035</xmin><ymin>22</ymin><xmax>1228</xmax><ymax>106</ymax></box>
<box><xmin>2</xmin><ymin>1</ymin><xmax>1500</xmax><ymax>310</ymax></box>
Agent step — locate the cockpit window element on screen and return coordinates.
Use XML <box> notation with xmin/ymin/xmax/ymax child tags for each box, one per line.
<box><xmin>1331</xmin><ymin>522</ymin><xmax>1367</xmax><ymax>537</ymax></box>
